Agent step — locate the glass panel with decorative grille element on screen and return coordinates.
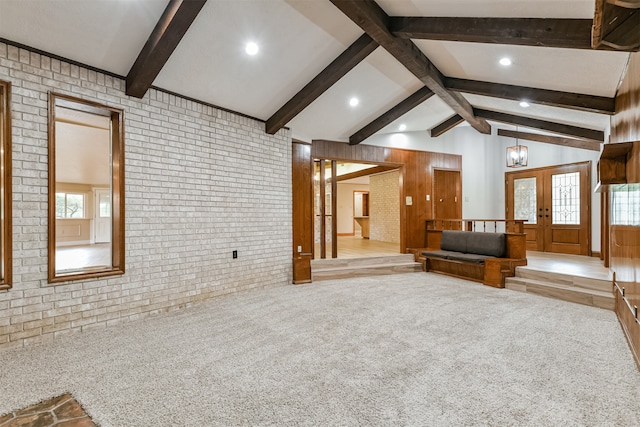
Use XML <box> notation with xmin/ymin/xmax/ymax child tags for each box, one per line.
<box><xmin>514</xmin><ymin>177</ymin><xmax>537</xmax><ymax>224</ymax></box>
<box><xmin>552</xmin><ymin>172</ymin><xmax>580</xmax><ymax>225</ymax></box>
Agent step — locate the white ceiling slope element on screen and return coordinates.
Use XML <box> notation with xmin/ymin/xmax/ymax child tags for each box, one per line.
<box><xmin>0</xmin><ymin>0</ymin><xmax>632</xmax><ymax>143</ymax></box>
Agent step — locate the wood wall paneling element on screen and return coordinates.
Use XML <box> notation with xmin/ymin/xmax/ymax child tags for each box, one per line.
<box><xmin>611</xmin><ymin>52</ymin><xmax>640</xmax><ymax>144</ymax></box>
<box><xmin>609</xmin><ymin>50</ymin><xmax>640</xmax><ymax>369</ymax></box>
<box><xmin>292</xmin><ymin>141</ymin><xmax>313</xmax><ymax>284</ymax></box>
<box><xmin>331</xmin><ymin>160</ymin><xmax>338</xmax><ymax>258</ymax></box>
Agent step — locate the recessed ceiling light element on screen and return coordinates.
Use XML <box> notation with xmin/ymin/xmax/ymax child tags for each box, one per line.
<box><xmin>245</xmin><ymin>42</ymin><xmax>259</xmax><ymax>56</ymax></box>
<box><xmin>499</xmin><ymin>57</ymin><xmax>512</xmax><ymax>66</ymax></box>
<box><xmin>519</xmin><ymin>101</ymin><xmax>530</xmax><ymax>108</ymax></box>
<box><xmin>349</xmin><ymin>97</ymin><xmax>359</xmax><ymax>107</ymax></box>
<box><xmin>399</xmin><ymin>124</ymin><xmax>407</xmax><ymax>131</ymax></box>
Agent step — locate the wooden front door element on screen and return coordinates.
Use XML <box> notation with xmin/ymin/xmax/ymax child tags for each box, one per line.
<box><xmin>433</xmin><ymin>169</ymin><xmax>462</xmax><ymax>225</ymax></box>
<box><xmin>506</xmin><ymin>162</ymin><xmax>591</xmax><ymax>255</ymax></box>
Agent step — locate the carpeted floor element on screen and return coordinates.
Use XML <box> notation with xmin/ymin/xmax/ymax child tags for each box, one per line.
<box><xmin>1</xmin><ymin>272</ymin><xmax>639</xmax><ymax>426</ymax></box>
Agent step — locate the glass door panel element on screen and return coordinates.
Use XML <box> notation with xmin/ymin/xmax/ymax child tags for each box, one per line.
<box><xmin>551</xmin><ymin>172</ymin><xmax>580</xmax><ymax>225</ymax></box>
<box><xmin>514</xmin><ymin>177</ymin><xmax>537</xmax><ymax>224</ymax></box>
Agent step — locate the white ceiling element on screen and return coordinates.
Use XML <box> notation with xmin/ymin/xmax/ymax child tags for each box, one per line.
<box><xmin>0</xmin><ymin>0</ymin><xmax>631</xmax><ymax>144</ymax></box>
<box><xmin>55</xmin><ymin>108</ymin><xmax>111</xmax><ymax>186</ymax></box>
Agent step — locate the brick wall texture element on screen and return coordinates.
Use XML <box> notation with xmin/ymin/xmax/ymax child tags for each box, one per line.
<box><xmin>370</xmin><ymin>170</ymin><xmax>400</xmax><ymax>243</ymax></box>
<box><xmin>0</xmin><ymin>42</ymin><xmax>293</xmax><ymax>348</ymax></box>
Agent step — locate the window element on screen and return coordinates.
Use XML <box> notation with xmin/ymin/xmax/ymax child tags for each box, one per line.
<box><xmin>49</xmin><ymin>93</ymin><xmax>125</xmax><ymax>282</ymax></box>
<box><xmin>611</xmin><ymin>184</ymin><xmax>640</xmax><ymax>226</ymax></box>
<box><xmin>0</xmin><ymin>80</ymin><xmax>12</xmax><ymax>289</ymax></box>
<box><xmin>56</xmin><ymin>192</ymin><xmax>85</xmax><ymax>218</ymax></box>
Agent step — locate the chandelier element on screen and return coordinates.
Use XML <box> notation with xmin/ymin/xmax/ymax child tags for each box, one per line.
<box><xmin>506</xmin><ymin>130</ymin><xmax>528</xmax><ymax>168</ymax></box>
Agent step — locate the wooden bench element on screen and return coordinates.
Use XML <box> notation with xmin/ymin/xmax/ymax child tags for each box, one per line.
<box><xmin>418</xmin><ymin>229</ymin><xmax>527</xmax><ymax>288</ymax></box>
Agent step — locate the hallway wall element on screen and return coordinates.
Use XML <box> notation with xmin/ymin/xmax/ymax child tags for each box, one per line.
<box><xmin>0</xmin><ymin>41</ymin><xmax>292</xmax><ymax>347</ymax></box>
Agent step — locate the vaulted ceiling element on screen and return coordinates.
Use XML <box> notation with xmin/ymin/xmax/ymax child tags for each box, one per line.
<box><xmin>0</xmin><ymin>0</ymin><xmax>637</xmax><ymax>149</ymax></box>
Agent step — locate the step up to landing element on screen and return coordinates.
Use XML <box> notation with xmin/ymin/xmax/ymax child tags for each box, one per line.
<box><xmin>505</xmin><ymin>268</ymin><xmax>614</xmax><ymax>310</ymax></box>
<box><xmin>311</xmin><ymin>254</ymin><xmax>422</xmax><ymax>281</ymax></box>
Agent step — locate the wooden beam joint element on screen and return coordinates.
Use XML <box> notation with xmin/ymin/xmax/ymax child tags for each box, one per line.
<box><xmin>329</xmin><ymin>0</ymin><xmax>491</xmax><ymax>135</ymax></box>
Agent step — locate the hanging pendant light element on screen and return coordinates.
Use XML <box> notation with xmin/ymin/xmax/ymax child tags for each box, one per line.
<box><xmin>506</xmin><ymin>127</ymin><xmax>528</xmax><ymax>168</ymax></box>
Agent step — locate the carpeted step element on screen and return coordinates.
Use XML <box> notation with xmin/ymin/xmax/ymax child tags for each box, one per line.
<box><xmin>505</xmin><ymin>277</ymin><xmax>614</xmax><ymax>310</ymax></box>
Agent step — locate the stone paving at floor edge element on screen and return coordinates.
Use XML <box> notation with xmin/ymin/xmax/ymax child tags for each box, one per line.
<box><xmin>0</xmin><ymin>393</ymin><xmax>96</xmax><ymax>427</ymax></box>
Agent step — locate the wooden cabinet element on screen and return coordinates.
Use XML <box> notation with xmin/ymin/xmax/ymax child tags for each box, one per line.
<box><xmin>596</xmin><ymin>141</ymin><xmax>635</xmax><ymax>191</ymax></box>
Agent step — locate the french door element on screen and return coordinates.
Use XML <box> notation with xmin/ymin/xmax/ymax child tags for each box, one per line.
<box><xmin>506</xmin><ymin>162</ymin><xmax>591</xmax><ymax>255</ymax></box>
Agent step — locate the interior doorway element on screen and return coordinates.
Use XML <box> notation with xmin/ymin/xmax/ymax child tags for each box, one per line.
<box><xmin>93</xmin><ymin>188</ymin><xmax>111</xmax><ymax>243</ymax></box>
<box><xmin>506</xmin><ymin>162</ymin><xmax>591</xmax><ymax>255</ymax></box>
<box><xmin>353</xmin><ymin>191</ymin><xmax>369</xmax><ymax>238</ymax></box>
<box><xmin>313</xmin><ymin>160</ymin><xmax>400</xmax><ymax>259</ymax></box>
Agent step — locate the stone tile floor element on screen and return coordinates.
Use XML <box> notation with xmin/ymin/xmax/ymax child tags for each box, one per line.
<box><xmin>0</xmin><ymin>393</ymin><xmax>96</xmax><ymax>427</ymax></box>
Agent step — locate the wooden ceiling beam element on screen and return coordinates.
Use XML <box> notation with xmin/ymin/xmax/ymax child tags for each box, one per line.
<box><xmin>265</xmin><ymin>34</ymin><xmax>379</xmax><ymax>135</ymax></box>
<box><xmin>126</xmin><ymin>0</ymin><xmax>208</xmax><ymax>98</ymax></box>
<box><xmin>329</xmin><ymin>0</ymin><xmax>491</xmax><ymax>135</ymax></box>
<box><xmin>349</xmin><ymin>87</ymin><xmax>434</xmax><ymax>145</ymax></box>
<box><xmin>430</xmin><ymin>114</ymin><xmax>464</xmax><ymax>138</ymax></box>
<box><xmin>593</xmin><ymin>0</ymin><xmax>640</xmax><ymax>50</ymax></box>
<box><xmin>445</xmin><ymin>78</ymin><xmax>616</xmax><ymax>114</ymax></box>
<box><xmin>498</xmin><ymin>129</ymin><xmax>602</xmax><ymax>151</ymax></box>
<box><xmin>389</xmin><ymin>17</ymin><xmax>599</xmax><ymax>50</ymax></box>
<box><xmin>475</xmin><ymin>109</ymin><xmax>605</xmax><ymax>141</ymax></box>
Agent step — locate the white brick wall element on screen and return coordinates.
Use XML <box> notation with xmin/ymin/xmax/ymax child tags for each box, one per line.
<box><xmin>370</xmin><ymin>170</ymin><xmax>400</xmax><ymax>243</ymax></box>
<box><xmin>0</xmin><ymin>42</ymin><xmax>293</xmax><ymax>348</ymax></box>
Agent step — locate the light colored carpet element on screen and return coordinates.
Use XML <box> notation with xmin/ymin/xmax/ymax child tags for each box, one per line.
<box><xmin>1</xmin><ymin>272</ymin><xmax>639</xmax><ymax>426</ymax></box>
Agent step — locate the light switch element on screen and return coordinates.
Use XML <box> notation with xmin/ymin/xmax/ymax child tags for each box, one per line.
<box><xmin>426</xmin><ymin>194</ymin><xmax>430</xmax><ymax>201</ymax></box>
<box><xmin>297</xmin><ymin>245</ymin><xmax>302</xmax><ymax>253</ymax></box>
<box><xmin>405</xmin><ymin>196</ymin><xmax>413</xmax><ymax>206</ymax></box>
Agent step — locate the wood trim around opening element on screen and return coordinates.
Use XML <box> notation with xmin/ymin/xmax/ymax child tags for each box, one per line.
<box><xmin>0</xmin><ymin>80</ymin><xmax>13</xmax><ymax>290</ymax></box>
<box><xmin>48</xmin><ymin>92</ymin><xmax>125</xmax><ymax>283</ymax></box>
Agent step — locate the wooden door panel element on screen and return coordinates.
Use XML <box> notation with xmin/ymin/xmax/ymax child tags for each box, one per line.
<box><xmin>543</xmin><ymin>163</ymin><xmax>590</xmax><ymax>255</ymax></box>
<box><xmin>433</xmin><ymin>169</ymin><xmax>461</xmax><ymax>228</ymax></box>
<box><xmin>523</xmin><ymin>225</ymin><xmax>542</xmax><ymax>251</ymax></box>
<box><xmin>547</xmin><ymin>228</ymin><xmax>583</xmax><ymax>254</ymax></box>
<box><xmin>551</xmin><ymin>228</ymin><xmax>581</xmax><ymax>244</ymax></box>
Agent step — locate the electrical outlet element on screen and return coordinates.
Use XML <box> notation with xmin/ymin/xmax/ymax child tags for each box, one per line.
<box><xmin>232</xmin><ymin>250</ymin><xmax>238</xmax><ymax>259</ymax></box>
